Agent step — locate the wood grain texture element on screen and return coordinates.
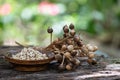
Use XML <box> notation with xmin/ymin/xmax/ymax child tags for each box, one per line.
<box><xmin>0</xmin><ymin>46</ymin><xmax>120</xmax><ymax>80</ymax></box>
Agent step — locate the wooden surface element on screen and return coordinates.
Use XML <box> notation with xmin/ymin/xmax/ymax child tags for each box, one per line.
<box><xmin>0</xmin><ymin>46</ymin><xmax>120</xmax><ymax>80</ymax></box>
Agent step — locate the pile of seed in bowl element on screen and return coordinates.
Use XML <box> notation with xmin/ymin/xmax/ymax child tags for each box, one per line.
<box><xmin>12</xmin><ymin>47</ymin><xmax>48</xmax><ymax>60</ymax></box>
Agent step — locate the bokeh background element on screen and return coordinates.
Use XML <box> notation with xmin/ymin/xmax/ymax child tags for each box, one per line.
<box><xmin>0</xmin><ymin>0</ymin><xmax>120</xmax><ymax>57</ymax></box>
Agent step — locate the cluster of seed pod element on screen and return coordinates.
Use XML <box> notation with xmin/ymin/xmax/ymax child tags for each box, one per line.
<box><xmin>46</xmin><ymin>23</ymin><xmax>98</xmax><ymax>71</ymax></box>
<box><xmin>12</xmin><ymin>47</ymin><xmax>48</xmax><ymax>60</ymax></box>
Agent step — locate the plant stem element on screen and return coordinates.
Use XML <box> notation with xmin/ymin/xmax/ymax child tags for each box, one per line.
<box><xmin>51</xmin><ymin>33</ymin><xmax>52</xmax><ymax>44</ymax></box>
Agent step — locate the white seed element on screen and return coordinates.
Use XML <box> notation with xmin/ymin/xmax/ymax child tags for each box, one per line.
<box><xmin>44</xmin><ymin>57</ymin><xmax>48</xmax><ymax>59</ymax></box>
<box><xmin>12</xmin><ymin>47</ymin><xmax>48</xmax><ymax>60</ymax></box>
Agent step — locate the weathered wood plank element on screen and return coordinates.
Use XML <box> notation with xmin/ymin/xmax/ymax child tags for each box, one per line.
<box><xmin>0</xmin><ymin>46</ymin><xmax>120</xmax><ymax>80</ymax></box>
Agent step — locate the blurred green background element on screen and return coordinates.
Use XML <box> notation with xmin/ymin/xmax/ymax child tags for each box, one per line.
<box><xmin>0</xmin><ymin>0</ymin><xmax>120</xmax><ymax>57</ymax></box>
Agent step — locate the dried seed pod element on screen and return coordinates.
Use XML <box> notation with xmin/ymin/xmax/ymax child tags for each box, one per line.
<box><xmin>55</xmin><ymin>54</ymin><xmax>62</xmax><ymax>62</ymax></box>
<box><xmin>63</xmin><ymin>34</ymin><xmax>66</xmax><ymax>38</ymax></box>
<box><xmin>86</xmin><ymin>44</ymin><xmax>94</xmax><ymax>52</ymax></box>
<box><xmin>87</xmin><ymin>59</ymin><xmax>97</xmax><ymax>65</ymax></box>
<box><xmin>77</xmin><ymin>41</ymin><xmax>83</xmax><ymax>47</ymax></box>
<box><xmin>66</xmin><ymin>62</ymin><xmax>73</xmax><ymax>70</ymax></box>
<box><xmin>88</xmin><ymin>52</ymin><xmax>95</xmax><ymax>59</ymax></box>
<box><xmin>74</xmin><ymin>35</ymin><xmax>80</xmax><ymax>42</ymax></box>
<box><xmin>88</xmin><ymin>46</ymin><xmax>94</xmax><ymax>52</ymax></box>
<box><xmin>47</xmin><ymin>27</ymin><xmax>53</xmax><ymax>33</ymax></box>
<box><xmin>61</xmin><ymin>45</ymin><xmax>67</xmax><ymax>51</ymax></box>
<box><xmin>64</xmin><ymin>52</ymin><xmax>71</xmax><ymax>58</ymax></box>
<box><xmin>67</xmin><ymin>45</ymin><xmax>74</xmax><ymax>51</ymax></box>
<box><xmin>69</xmin><ymin>23</ymin><xmax>74</xmax><ymax>30</ymax></box>
<box><xmin>87</xmin><ymin>58</ymin><xmax>93</xmax><ymax>65</ymax></box>
<box><xmin>70</xmin><ymin>57</ymin><xmax>76</xmax><ymax>63</ymax></box>
<box><xmin>79</xmin><ymin>52</ymin><xmax>84</xmax><ymax>57</ymax></box>
<box><xmin>93</xmin><ymin>46</ymin><xmax>98</xmax><ymax>51</ymax></box>
<box><xmin>64</xmin><ymin>52</ymin><xmax>75</xmax><ymax>62</ymax></box>
<box><xmin>91</xmin><ymin>60</ymin><xmax>97</xmax><ymax>65</ymax></box>
<box><xmin>71</xmin><ymin>50</ymin><xmax>77</xmax><ymax>56</ymax></box>
<box><xmin>81</xmin><ymin>47</ymin><xmax>89</xmax><ymax>54</ymax></box>
<box><xmin>67</xmin><ymin>39</ymin><xmax>73</xmax><ymax>45</ymax></box>
<box><xmin>70</xmin><ymin>29</ymin><xmax>76</xmax><ymax>36</ymax></box>
<box><xmin>63</xmin><ymin>25</ymin><xmax>69</xmax><ymax>33</ymax></box>
<box><xmin>63</xmin><ymin>33</ymin><xmax>69</xmax><ymax>38</ymax></box>
<box><xmin>53</xmin><ymin>38</ymin><xmax>59</xmax><ymax>44</ymax></box>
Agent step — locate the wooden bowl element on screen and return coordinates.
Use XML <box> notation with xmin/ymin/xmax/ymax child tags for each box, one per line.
<box><xmin>4</xmin><ymin>49</ymin><xmax>55</xmax><ymax>71</ymax></box>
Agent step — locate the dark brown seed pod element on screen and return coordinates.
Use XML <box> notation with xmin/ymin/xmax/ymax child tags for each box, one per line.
<box><xmin>91</xmin><ymin>60</ymin><xmax>97</xmax><ymax>65</ymax></box>
<box><xmin>71</xmin><ymin>50</ymin><xmax>77</xmax><ymax>56</ymax></box>
<box><xmin>63</xmin><ymin>25</ymin><xmax>69</xmax><ymax>33</ymax></box>
<box><xmin>70</xmin><ymin>30</ymin><xmax>76</xmax><ymax>36</ymax></box>
<box><xmin>63</xmin><ymin>33</ymin><xmax>69</xmax><ymax>38</ymax></box>
<box><xmin>55</xmin><ymin>54</ymin><xmax>62</xmax><ymax>62</ymax></box>
<box><xmin>69</xmin><ymin>23</ymin><xmax>74</xmax><ymax>30</ymax></box>
<box><xmin>87</xmin><ymin>59</ymin><xmax>97</xmax><ymax>65</ymax></box>
<box><xmin>87</xmin><ymin>59</ymin><xmax>92</xmax><ymax>65</ymax></box>
<box><xmin>79</xmin><ymin>52</ymin><xmax>84</xmax><ymax>57</ymax></box>
<box><xmin>47</xmin><ymin>27</ymin><xmax>53</xmax><ymax>33</ymax></box>
<box><xmin>74</xmin><ymin>35</ymin><xmax>80</xmax><ymax>42</ymax></box>
<box><xmin>63</xmin><ymin>34</ymin><xmax>67</xmax><ymax>38</ymax></box>
<box><xmin>77</xmin><ymin>41</ymin><xmax>83</xmax><ymax>47</ymax></box>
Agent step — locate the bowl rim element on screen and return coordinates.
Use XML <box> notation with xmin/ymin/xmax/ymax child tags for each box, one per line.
<box><xmin>4</xmin><ymin>50</ymin><xmax>55</xmax><ymax>65</ymax></box>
